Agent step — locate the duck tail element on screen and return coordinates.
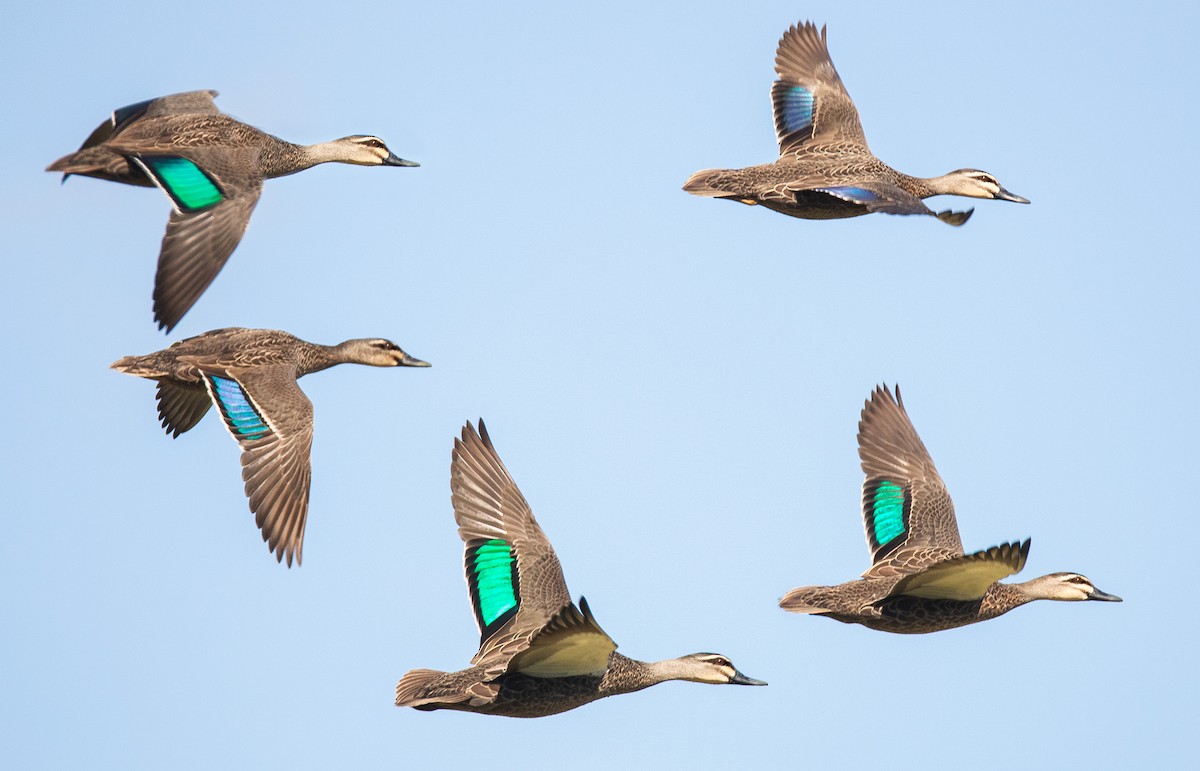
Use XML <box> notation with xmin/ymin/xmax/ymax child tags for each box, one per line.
<box><xmin>110</xmin><ymin>354</ymin><xmax>164</xmax><ymax>377</ymax></box>
<box><xmin>682</xmin><ymin>168</ymin><xmax>736</xmax><ymax>198</ymax></box>
<box><xmin>778</xmin><ymin>586</ymin><xmax>836</xmax><ymax>615</ymax></box>
<box><xmin>46</xmin><ymin>152</ymin><xmax>83</xmax><ymax>184</ymax></box>
<box><xmin>46</xmin><ymin>152</ymin><xmax>77</xmax><ymax>174</ymax></box>
<box><xmin>395</xmin><ymin>668</ymin><xmax>483</xmax><ymax>710</ymax></box>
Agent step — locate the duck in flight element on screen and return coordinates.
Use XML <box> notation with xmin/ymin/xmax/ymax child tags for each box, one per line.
<box><xmin>49</xmin><ymin>90</ymin><xmax>419</xmax><ymax>331</ymax></box>
<box><xmin>395</xmin><ymin>421</ymin><xmax>766</xmax><ymax>717</ymax></box>
<box><xmin>684</xmin><ymin>22</ymin><xmax>1028</xmax><ymax>226</ymax></box>
<box><xmin>780</xmin><ymin>385</ymin><xmax>1120</xmax><ymax>633</ymax></box>
<box><xmin>111</xmin><ymin>327</ymin><xmax>430</xmax><ymax>566</ymax></box>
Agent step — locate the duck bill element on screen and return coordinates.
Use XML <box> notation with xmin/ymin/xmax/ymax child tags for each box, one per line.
<box><xmin>729</xmin><ymin>670</ymin><xmax>768</xmax><ymax>686</ymax></box>
<box><xmin>1087</xmin><ymin>587</ymin><xmax>1122</xmax><ymax>602</ymax></box>
<box><xmin>996</xmin><ymin>186</ymin><xmax>1030</xmax><ymax>204</ymax></box>
<box><xmin>384</xmin><ymin>153</ymin><xmax>420</xmax><ymax>168</ymax></box>
<box><xmin>399</xmin><ymin>353</ymin><xmax>431</xmax><ymax>368</ymax></box>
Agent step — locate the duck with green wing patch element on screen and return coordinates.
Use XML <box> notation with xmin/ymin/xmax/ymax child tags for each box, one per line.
<box><xmin>111</xmin><ymin>327</ymin><xmax>429</xmax><ymax>566</ymax></box>
<box><xmin>48</xmin><ymin>90</ymin><xmax>419</xmax><ymax>332</ymax></box>
<box><xmin>395</xmin><ymin>420</ymin><xmax>766</xmax><ymax>718</ymax></box>
<box><xmin>779</xmin><ymin>385</ymin><xmax>1120</xmax><ymax>633</ymax></box>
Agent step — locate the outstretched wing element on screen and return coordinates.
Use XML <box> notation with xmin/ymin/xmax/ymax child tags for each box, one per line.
<box><xmin>453</xmin><ymin>421</ymin><xmax>610</xmax><ymax>681</ymax></box>
<box><xmin>129</xmin><ymin>154</ymin><xmax>262</xmax><ymax>332</ymax></box>
<box><xmin>198</xmin><ymin>364</ymin><xmax>313</xmax><ymax>566</ymax></box>
<box><xmin>772</xmin><ymin>22</ymin><xmax>868</xmax><ymax>156</ymax></box>
<box><xmin>857</xmin><ymin>385</ymin><xmax>964</xmax><ymax>578</ymax></box>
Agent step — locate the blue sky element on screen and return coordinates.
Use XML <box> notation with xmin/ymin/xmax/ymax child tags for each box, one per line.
<box><xmin>2</xmin><ymin>2</ymin><xmax>1195</xmax><ymax>768</ymax></box>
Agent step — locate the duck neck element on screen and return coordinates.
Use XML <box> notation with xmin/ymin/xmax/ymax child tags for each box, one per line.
<box><xmin>298</xmin><ymin>140</ymin><xmax>361</xmax><ymax>169</ymax></box>
<box><xmin>980</xmin><ymin>582</ymin><xmax>1037</xmax><ymax>619</ymax></box>
<box><xmin>252</xmin><ymin>137</ymin><xmax>307</xmax><ymax>177</ymax></box>
<box><xmin>909</xmin><ymin>171</ymin><xmax>980</xmax><ymax>198</ymax></box>
<box><xmin>600</xmin><ymin>653</ymin><xmax>698</xmax><ymax>696</ymax></box>
<box><xmin>260</xmin><ymin>140</ymin><xmax>344</xmax><ymax>177</ymax></box>
<box><xmin>296</xmin><ymin>342</ymin><xmax>347</xmax><ymax>376</ymax></box>
<box><xmin>903</xmin><ymin>173</ymin><xmax>952</xmax><ymax>198</ymax></box>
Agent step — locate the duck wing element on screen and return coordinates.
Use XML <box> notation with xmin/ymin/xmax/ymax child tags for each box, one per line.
<box><xmin>97</xmin><ymin>128</ymin><xmax>264</xmax><ymax>332</ymax></box>
<box><xmin>195</xmin><ymin>363</ymin><xmax>313</xmax><ymax>566</ymax></box>
<box><xmin>510</xmin><ymin>596</ymin><xmax>616</xmax><ymax>677</ymax></box>
<box><xmin>883</xmin><ymin>540</ymin><xmax>1030</xmax><ymax>601</ymax></box>
<box><xmin>49</xmin><ymin>91</ymin><xmax>222</xmax><ymax>185</ymax></box>
<box><xmin>857</xmin><ymin>385</ymin><xmax>965</xmax><ymax>579</ymax></box>
<box><xmin>452</xmin><ymin>421</ymin><xmax>613</xmax><ymax>683</ymax></box>
<box><xmin>756</xmin><ymin>178</ymin><xmax>954</xmax><ymax>222</ymax></box>
<box><xmin>149</xmin><ymin>176</ymin><xmax>262</xmax><ymax>332</ymax></box>
<box><xmin>772</xmin><ymin>22</ymin><xmax>869</xmax><ymax>157</ymax></box>
<box><xmin>154</xmin><ymin>380</ymin><xmax>213</xmax><ymax>437</ymax></box>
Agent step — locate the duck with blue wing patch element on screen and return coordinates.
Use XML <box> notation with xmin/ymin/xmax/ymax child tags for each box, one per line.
<box><xmin>48</xmin><ymin>89</ymin><xmax>420</xmax><ymax>332</ymax></box>
<box><xmin>206</xmin><ymin>374</ymin><xmax>272</xmax><ymax>441</ymax></box>
<box><xmin>110</xmin><ymin>327</ymin><xmax>430</xmax><ymax>566</ymax></box>
<box><xmin>779</xmin><ymin>385</ymin><xmax>1122</xmax><ymax>633</ymax></box>
<box><xmin>684</xmin><ymin>21</ymin><xmax>1029</xmax><ymax>225</ymax></box>
<box><xmin>394</xmin><ymin>420</ymin><xmax>766</xmax><ymax>718</ymax></box>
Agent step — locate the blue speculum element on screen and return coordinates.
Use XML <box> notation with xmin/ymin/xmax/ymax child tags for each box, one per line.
<box><xmin>782</xmin><ymin>85</ymin><xmax>815</xmax><ymax>133</ymax></box>
<box><xmin>211</xmin><ymin>376</ymin><xmax>269</xmax><ymax>441</ymax></box>
<box><xmin>817</xmin><ymin>186</ymin><xmax>881</xmax><ymax>203</ymax></box>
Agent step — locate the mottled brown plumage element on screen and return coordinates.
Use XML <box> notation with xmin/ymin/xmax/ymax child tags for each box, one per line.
<box><xmin>779</xmin><ymin>385</ymin><xmax>1121</xmax><ymax>633</ymax></box>
<box><xmin>48</xmin><ymin>90</ymin><xmax>419</xmax><ymax>331</ymax></box>
<box><xmin>111</xmin><ymin>327</ymin><xmax>429</xmax><ymax>566</ymax></box>
<box><xmin>395</xmin><ymin>421</ymin><xmax>765</xmax><ymax>717</ymax></box>
<box><xmin>684</xmin><ymin>22</ymin><xmax>1028</xmax><ymax>225</ymax></box>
